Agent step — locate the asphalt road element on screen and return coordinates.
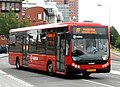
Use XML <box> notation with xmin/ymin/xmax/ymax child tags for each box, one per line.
<box><xmin>0</xmin><ymin>54</ymin><xmax>120</xmax><ymax>87</ymax></box>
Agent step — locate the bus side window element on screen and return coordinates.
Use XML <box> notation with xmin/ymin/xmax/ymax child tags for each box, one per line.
<box><xmin>9</xmin><ymin>34</ymin><xmax>16</xmax><ymax>45</ymax></box>
<box><xmin>36</xmin><ymin>34</ymin><xmax>46</xmax><ymax>54</ymax></box>
<box><xmin>28</xmin><ymin>31</ymin><xmax>37</xmax><ymax>53</ymax></box>
<box><xmin>9</xmin><ymin>34</ymin><xmax>16</xmax><ymax>52</ymax></box>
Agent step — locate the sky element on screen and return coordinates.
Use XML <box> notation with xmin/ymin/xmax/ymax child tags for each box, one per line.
<box><xmin>79</xmin><ymin>0</ymin><xmax>120</xmax><ymax>34</ymax></box>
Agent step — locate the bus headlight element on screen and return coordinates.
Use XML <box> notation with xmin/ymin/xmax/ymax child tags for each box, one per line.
<box><xmin>102</xmin><ymin>55</ymin><xmax>108</xmax><ymax>60</ymax></box>
<box><xmin>75</xmin><ymin>65</ymin><xmax>77</xmax><ymax>68</ymax></box>
<box><xmin>78</xmin><ymin>65</ymin><xmax>80</xmax><ymax>68</ymax></box>
<box><xmin>72</xmin><ymin>63</ymin><xmax>75</xmax><ymax>66</ymax></box>
<box><xmin>72</xmin><ymin>63</ymin><xmax>80</xmax><ymax>69</ymax></box>
<box><xmin>102</xmin><ymin>62</ymin><xmax>109</xmax><ymax>68</ymax></box>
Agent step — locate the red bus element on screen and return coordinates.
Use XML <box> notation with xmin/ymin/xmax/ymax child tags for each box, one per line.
<box><xmin>9</xmin><ymin>22</ymin><xmax>110</xmax><ymax>76</ymax></box>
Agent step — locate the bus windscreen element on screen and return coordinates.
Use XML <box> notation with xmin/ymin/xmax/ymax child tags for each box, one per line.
<box><xmin>71</xmin><ymin>26</ymin><xmax>109</xmax><ymax>64</ymax></box>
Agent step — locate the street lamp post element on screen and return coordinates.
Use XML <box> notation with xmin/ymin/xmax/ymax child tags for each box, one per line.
<box><xmin>97</xmin><ymin>4</ymin><xmax>110</xmax><ymax>26</ymax></box>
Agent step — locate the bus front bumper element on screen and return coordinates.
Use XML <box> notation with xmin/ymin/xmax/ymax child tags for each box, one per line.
<box><xmin>66</xmin><ymin>65</ymin><xmax>111</xmax><ymax>75</ymax></box>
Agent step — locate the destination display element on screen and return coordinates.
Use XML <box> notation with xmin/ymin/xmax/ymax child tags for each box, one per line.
<box><xmin>47</xmin><ymin>33</ymin><xmax>56</xmax><ymax>38</ymax></box>
<box><xmin>72</xmin><ymin>27</ymin><xmax>107</xmax><ymax>35</ymax></box>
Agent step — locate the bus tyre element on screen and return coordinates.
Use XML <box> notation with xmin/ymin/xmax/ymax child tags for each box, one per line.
<box><xmin>82</xmin><ymin>72</ymin><xmax>91</xmax><ymax>77</ymax></box>
<box><xmin>65</xmin><ymin>68</ymin><xmax>71</xmax><ymax>78</ymax></box>
<box><xmin>16</xmin><ymin>59</ymin><xmax>20</xmax><ymax>69</ymax></box>
<box><xmin>47</xmin><ymin>63</ymin><xmax>53</xmax><ymax>75</ymax></box>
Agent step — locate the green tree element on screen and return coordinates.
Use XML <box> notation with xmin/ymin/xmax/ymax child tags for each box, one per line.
<box><xmin>110</xmin><ymin>26</ymin><xmax>119</xmax><ymax>47</ymax></box>
<box><xmin>0</xmin><ymin>11</ymin><xmax>30</xmax><ymax>38</ymax></box>
<box><xmin>115</xmin><ymin>35</ymin><xmax>120</xmax><ymax>49</ymax></box>
<box><xmin>19</xmin><ymin>18</ymin><xmax>30</xmax><ymax>27</ymax></box>
<box><xmin>0</xmin><ymin>11</ymin><xmax>19</xmax><ymax>38</ymax></box>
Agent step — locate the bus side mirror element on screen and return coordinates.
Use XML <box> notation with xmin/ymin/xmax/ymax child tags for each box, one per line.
<box><xmin>65</xmin><ymin>32</ymin><xmax>71</xmax><ymax>44</ymax></box>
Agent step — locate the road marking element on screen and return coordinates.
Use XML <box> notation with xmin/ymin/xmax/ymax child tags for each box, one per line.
<box><xmin>0</xmin><ymin>70</ymin><xmax>7</xmax><ymax>75</ymax></box>
<box><xmin>6</xmin><ymin>75</ymin><xmax>34</xmax><ymax>87</ymax></box>
<box><xmin>83</xmin><ymin>79</ymin><xmax>114</xmax><ymax>87</ymax></box>
<box><xmin>0</xmin><ymin>70</ymin><xmax>34</xmax><ymax>87</ymax></box>
<box><xmin>111</xmin><ymin>70</ymin><xmax>120</xmax><ymax>75</ymax></box>
<box><xmin>83</xmin><ymin>70</ymin><xmax>120</xmax><ymax>87</ymax></box>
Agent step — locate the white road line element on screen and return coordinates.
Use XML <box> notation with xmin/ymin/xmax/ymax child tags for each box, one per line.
<box><xmin>0</xmin><ymin>70</ymin><xmax>7</xmax><ymax>75</ymax></box>
<box><xmin>6</xmin><ymin>75</ymin><xmax>34</xmax><ymax>87</ymax></box>
<box><xmin>111</xmin><ymin>70</ymin><xmax>120</xmax><ymax>75</ymax></box>
<box><xmin>0</xmin><ymin>70</ymin><xmax>34</xmax><ymax>87</ymax></box>
<box><xmin>83</xmin><ymin>70</ymin><xmax>120</xmax><ymax>87</ymax></box>
<box><xmin>83</xmin><ymin>79</ymin><xmax>114</xmax><ymax>87</ymax></box>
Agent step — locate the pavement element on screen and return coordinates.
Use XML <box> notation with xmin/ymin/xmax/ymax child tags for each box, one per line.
<box><xmin>0</xmin><ymin>54</ymin><xmax>34</xmax><ymax>87</ymax></box>
<box><xmin>111</xmin><ymin>51</ymin><xmax>120</xmax><ymax>56</ymax></box>
<box><xmin>0</xmin><ymin>70</ymin><xmax>33</xmax><ymax>87</ymax></box>
<box><xmin>0</xmin><ymin>53</ymin><xmax>8</xmax><ymax>58</ymax></box>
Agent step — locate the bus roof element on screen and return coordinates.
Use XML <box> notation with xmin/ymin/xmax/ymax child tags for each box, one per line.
<box><xmin>9</xmin><ymin>23</ymin><xmax>68</xmax><ymax>33</ymax></box>
<box><xmin>9</xmin><ymin>22</ymin><xmax>107</xmax><ymax>33</ymax></box>
<box><xmin>62</xmin><ymin>22</ymin><xmax>104</xmax><ymax>26</ymax></box>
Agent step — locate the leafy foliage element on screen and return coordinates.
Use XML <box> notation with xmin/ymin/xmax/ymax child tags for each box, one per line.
<box><xmin>19</xmin><ymin>18</ymin><xmax>30</xmax><ymax>27</ymax></box>
<box><xmin>115</xmin><ymin>35</ymin><xmax>120</xmax><ymax>49</ymax></box>
<box><xmin>110</xmin><ymin>26</ymin><xmax>119</xmax><ymax>47</ymax></box>
<box><xmin>0</xmin><ymin>11</ymin><xmax>30</xmax><ymax>38</ymax></box>
<box><xmin>0</xmin><ymin>11</ymin><xmax>19</xmax><ymax>38</ymax></box>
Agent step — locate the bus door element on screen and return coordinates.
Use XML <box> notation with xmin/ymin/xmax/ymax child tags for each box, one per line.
<box><xmin>22</xmin><ymin>36</ymin><xmax>29</xmax><ymax>66</ymax></box>
<box><xmin>56</xmin><ymin>34</ymin><xmax>65</xmax><ymax>72</ymax></box>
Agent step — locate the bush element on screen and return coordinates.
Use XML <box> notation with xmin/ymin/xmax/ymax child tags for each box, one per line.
<box><xmin>115</xmin><ymin>35</ymin><xmax>120</xmax><ymax>49</ymax></box>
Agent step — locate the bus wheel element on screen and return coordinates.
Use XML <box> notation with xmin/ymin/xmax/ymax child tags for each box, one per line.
<box><xmin>16</xmin><ymin>58</ymin><xmax>20</xmax><ymax>69</ymax></box>
<box><xmin>65</xmin><ymin>68</ymin><xmax>71</xmax><ymax>78</ymax></box>
<box><xmin>47</xmin><ymin>62</ymin><xmax>53</xmax><ymax>75</ymax></box>
<box><xmin>82</xmin><ymin>72</ymin><xmax>91</xmax><ymax>77</ymax></box>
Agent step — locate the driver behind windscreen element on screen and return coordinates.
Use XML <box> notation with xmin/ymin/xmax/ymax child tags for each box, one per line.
<box><xmin>87</xmin><ymin>42</ymin><xmax>97</xmax><ymax>54</ymax></box>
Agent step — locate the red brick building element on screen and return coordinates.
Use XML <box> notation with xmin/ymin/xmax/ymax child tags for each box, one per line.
<box><xmin>25</xmin><ymin>6</ymin><xmax>48</xmax><ymax>26</ymax></box>
<box><xmin>45</xmin><ymin>0</ymin><xmax>65</xmax><ymax>4</ymax></box>
<box><xmin>0</xmin><ymin>0</ymin><xmax>23</xmax><ymax>21</ymax></box>
<box><xmin>0</xmin><ymin>35</ymin><xmax>7</xmax><ymax>46</ymax></box>
<box><xmin>68</xmin><ymin>0</ymin><xmax>78</xmax><ymax>22</ymax></box>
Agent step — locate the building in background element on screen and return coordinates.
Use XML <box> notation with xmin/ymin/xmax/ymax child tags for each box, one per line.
<box><xmin>56</xmin><ymin>4</ymin><xmax>69</xmax><ymax>22</ymax></box>
<box><xmin>0</xmin><ymin>0</ymin><xmax>23</xmax><ymax>21</ymax></box>
<box><xmin>25</xmin><ymin>6</ymin><xmax>47</xmax><ymax>26</ymax></box>
<box><xmin>68</xmin><ymin>0</ymin><xmax>78</xmax><ymax>22</ymax></box>
<box><xmin>22</xmin><ymin>0</ymin><xmax>38</xmax><ymax>18</ymax></box>
<box><xmin>22</xmin><ymin>0</ymin><xmax>48</xmax><ymax>25</ymax></box>
<box><xmin>45</xmin><ymin>0</ymin><xmax>79</xmax><ymax>22</ymax></box>
<box><xmin>23</xmin><ymin>0</ymin><xmax>63</xmax><ymax>25</ymax></box>
<box><xmin>44</xmin><ymin>1</ymin><xmax>63</xmax><ymax>23</ymax></box>
<box><xmin>0</xmin><ymin>35</ymin><xmax>7</xmax><ymax>46</ymax></box>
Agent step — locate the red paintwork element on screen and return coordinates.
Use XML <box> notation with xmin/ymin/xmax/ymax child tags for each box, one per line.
<box><xmin>9</xmin><ymin>52</ymin><xmax>56</xmax><ymax>72</ymax></box>
<box><xmin>9</xmin><ymin>22</ymin><xmax>110</xmax><ymax>74</ymax></box>
<box><xmin>28</xmin><ymin>54</ymin><xmax>56</xmax><ymax>72</ymax></box>
<box><xmin>80</xmin><ymin>59</ymin><xmax>110</xmax><ymax>70</ymax></box>
<box><xmin>9</xmin><ymin>52</ymin><xmax>23</xmax><ymax>66</ymax></box>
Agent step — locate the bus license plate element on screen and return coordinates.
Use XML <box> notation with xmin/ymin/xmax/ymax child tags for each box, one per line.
<box><xmin>87</xmin><ymin>69</ymin><xmax>96</xmax><ymax>72</ymax></box>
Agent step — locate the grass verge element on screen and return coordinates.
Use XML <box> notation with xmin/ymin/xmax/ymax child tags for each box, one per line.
<box><xmin>111</xmin><ymin>47</ymin><xmax>120</xmax><ymax>53</ymax></box>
